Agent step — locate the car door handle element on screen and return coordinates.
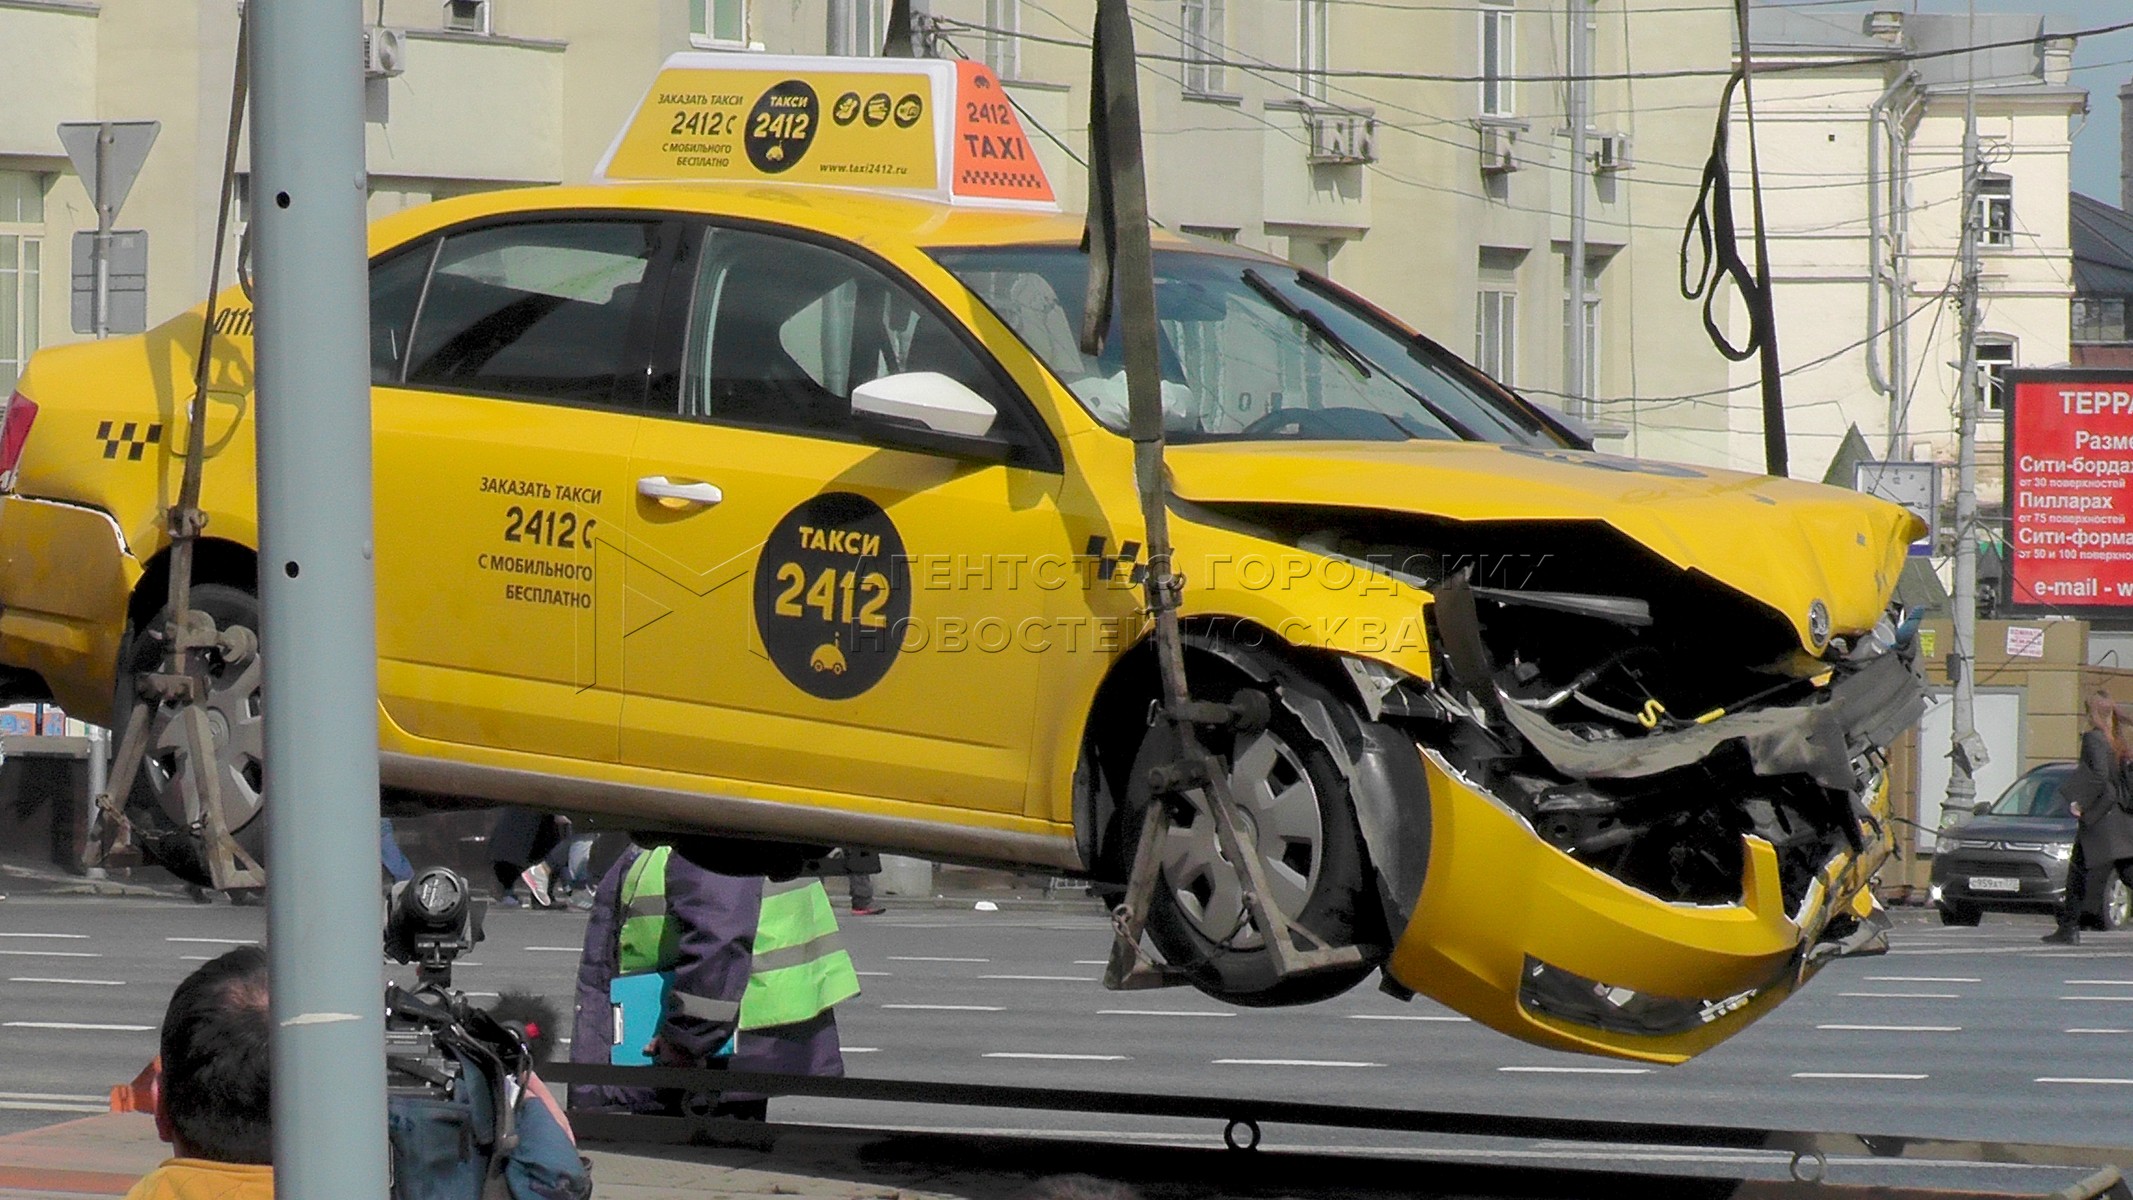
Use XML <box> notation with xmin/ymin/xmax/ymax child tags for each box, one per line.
<box><xmin>637</xmin><ymin>476</ymin><xmax>724</xmax><ymax>506</ymax></box>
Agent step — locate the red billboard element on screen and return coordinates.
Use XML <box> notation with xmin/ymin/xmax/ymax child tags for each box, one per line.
<box><xmin>2005</xmin><ymin>368</ymin><xmax>2133</xmax><ymax>618</ymax></box>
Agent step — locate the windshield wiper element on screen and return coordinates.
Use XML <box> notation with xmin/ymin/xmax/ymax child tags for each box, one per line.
<box><xmin>1241</xmin><ymin>268</ymin><xmax>1375</xmax><ymax>381</ymax></box>
<box><xmin>1243</xmin><ymin>268</ymin><xmax>1481</xmax><ymax>441</ymax></box>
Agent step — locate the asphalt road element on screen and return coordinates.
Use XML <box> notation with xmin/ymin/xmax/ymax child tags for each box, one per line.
<box><xmin>5</xmin><ymin>893</ymin><xmax>2132</xmax><ymax>1193</ymax></box>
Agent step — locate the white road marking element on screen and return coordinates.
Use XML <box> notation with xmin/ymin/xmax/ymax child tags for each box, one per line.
<box><xmin>1792</xmin><ymin>1072</ymin><xmax>1928</xmax><ymax>1081</ymax></box>
<box><xmin>0</xmin><ymin>1092</ymin><xmax>104</xmax><ymax>1103</ymax></box>
<box><xmin>1098</xmin><ymin>1009</ymin><xmax>1233</xmax><ymax>1018</ymax></box>
<box><xmin>523</xmin><ymin>947</ymin><xmax>580</xmax><ymax>953</ymax></box>
<box><xmin>1863</xmin><ymin>976</ymin><xmax>1979</xmax><ymax>984</ymax></box>
<box><xmin>0</xmin><ymin>1100</ymin><xmax>107</xmax><ymax>1114</ymax></box>
<box><xmin>887</xmin><ymin>956</ymin><xmax>990</xmax><ymax>963</ymax></box>
<box><xmin>2065</xmin><ymin>1028</ymin><xmax>2129</xmax><ymax>1034</ymax></box>
<box><xmin>1838</xmin><ymin>992</ymin><xmax>1961</xmax><ymax>999</ymax></box>
<box><xmin>980</xmin><ymin>974</ymin><xmax>1094</xmax><ymax>982</ymax></box>
<box><xmin>1499</xmin><ymin>1066</ymin><xmax>1651</xmax><ymax>1075</ymax></box>
<box><xmin>1072</xmin><ymin>960</ymin><xmax>1108</xmax><ymax>966</ymax></box>
<box><xmin>0</xmin><ymin>933</ymin><xmax>88</xmax><ymax>940</ymax></box>
<box><xmin>984</xmin><ymin>1052</ymin><xmax>1128</xmax><ymax>1061</ymax></box>
<box><xmin>2061</xmin><ymin>995</ymin><xmax>2133</xmax><ymax>1002</ymax></box>
<box><xmin>0</xmin><ymin>950</ymin><xmax>99</xmax><ymax>958</ymax></box>
<box><xmin>843</xmin><ymin>1047</ymin><xmax>879</xmax><ymax>1053</ymax></box>
<box><xmin>880</xmin><ymin>1004</ymin><xmax>1003</xmax><ymax>1012</ymax></box>
<box><xmin>178</xmin><ymin>955</ymin><xmax>215</xmax><ymax>962</ymax></box>
<box><xmin>1347</xmin><ymin>1014</ymin><xmax>1471</xmax><ymax>1022</ymax></box>
<box><xmin>1816</xmin><ymin>1024</ymin><xmax>1961</xmax><ymax>1032</ymax></box>
<box><xmin>2037</xmin><ymin>1076</ymin><xmax>2133</xmax><ymax>1085</ymax></box>
<box><xmin>2065</xmin><ymin>979</ymin><xmax>2133</xmax><ymax>986</ymax></box>
<box><xmin>165</xmin><ymin>937</ymin><xmax>258</xmax><ymax>945</ymax></box>
<box><xmin>8</xmin><ymin>977</ymin><xmax>124</xmax><ymax>986</ymax></box>
<box><xmin>855</xmin><ymin>971</ymin><xmax>893</xmax><ymax>977</ymax></box>
<box><xmin>5</xmin><ymin>1020</ymin><xmax>152</xmax><ymax>1031</ymax></box>
<box><xmin>1215</xmin><ymin>1058</ymin><xmax>1380</xmax><ymax>1068</ymax></box>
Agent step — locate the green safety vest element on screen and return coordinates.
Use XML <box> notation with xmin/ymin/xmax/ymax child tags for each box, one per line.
<box><xmin>616</xmin><ymin>846</ymin><xmax>862</xmax><ymax>1031</ymax></box>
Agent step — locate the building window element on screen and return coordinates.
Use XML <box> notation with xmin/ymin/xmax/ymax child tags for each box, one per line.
<box><xmin>1476</xmin><ymin>289</ymin><xmax>1516</xmax><ymax>386</ymax></box>
<box><xmin>1182</xmin><ymin>0</ymin><xmax>1225</xmax><ymax>94</ymax></box>
<box><xmin>1297</xmin><ymin>0</ymin><xmax>1328</xmax><ymax>102</ymax></box>
<box><xmin>443</xmin><ymin>0</ymin><xmax>489</xmax><ymax>33</ymax></box>
<box><xmin>985</xmin><ymin>0</ymin><xmax>1020</xmax><ymax>78</ymax></box>
<box><xmin>1975</xmin><ymin>174</ymin><xmax>2013</xmax><ymax>249</ymax></box>
<box><xmin>1480</xmin><ymin>1</ymin><xmax>1514</xmax><ymax>118</ymax></box>
<box><xmin>830</xmin><ymin>0</ymin><xmax>885</xmax><ymax>55</ymax></box>
<box><xmin>2075</xmin><ymin>296</ymin><xmax>2132</xmax><ymax>344</ymax></box>
<box><xmin>692</xmin><ymin>0</ymin><xmax>747</xmax><ymax>45</ymax></box>
<box><xmin>0</xmin><ymin>173</ymin><xmax>45</xmax><ymax>394</ymax></box>
<box><xmin>1977</xmin><ymin>338</ymin><xmax>2014</xmax><ymax>415</ymax></box>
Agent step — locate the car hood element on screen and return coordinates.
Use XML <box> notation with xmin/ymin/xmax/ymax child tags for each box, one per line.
<box><xmin>1165</xmin><ymin>440</ymin><xmax>1924</xmax><ymax>646</ymax></box>
<box><xmin>1947</xmin><ymin>815</ymin><xmax>2075</xmax><ymax>843</ymax></box>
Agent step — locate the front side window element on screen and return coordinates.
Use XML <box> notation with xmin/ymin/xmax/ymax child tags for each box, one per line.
<box><xmin>0</xmin><ymin>171</ymin><xmax>44</xmax><ymax>394</ymax></box>
<box><xmin>934</xmin><ymin>245</ymin><xmax>1560</xmax><ymax>446</ymax></box>
<box><xmin>403</xmin><ymin>220</ymin><xmax>660</xmax><ymax>407</ymax></box>
<box><xmin>679</xmin><ymin>227</ymin><xmax>1019</xmax><ymax>448</ymax></box>
<box><xmin>1976</xmin><ymin>175</ymin><xmax>2013</xmax><ymax>249</ymax></box>
<box><xmin>693</xmin><ymin>0</ymin><xmax>747</xmax><ymax>45</ymax></box>
<box><xmin>1297</xmin><ymin>0</ymin><xmax>1328</xmax><ymax>101</ymax></box>
<box><xmin>1182</xmin><ymin>0</ymin><xmax>1225</xmax><ymax>94</ymax></box>
<box><xmin>1480</xmin><ymin>2</ymin><xmax>1514</xmax><ymax>118</ymax></box>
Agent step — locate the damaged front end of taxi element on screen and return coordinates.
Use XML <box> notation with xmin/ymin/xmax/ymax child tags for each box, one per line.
<box><xmin>1200</xmin><ymin>501</ymin><xmax>1926</xmax><ymax>1062</ymax></box>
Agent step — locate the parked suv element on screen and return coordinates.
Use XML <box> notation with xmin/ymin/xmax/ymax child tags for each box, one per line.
<box><xmin>1930</xmin><ymin>763</ymin><xmax>2130</xmax><ymax>928</ymax></box>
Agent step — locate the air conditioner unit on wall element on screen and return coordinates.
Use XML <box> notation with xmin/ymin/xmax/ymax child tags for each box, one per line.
<box><xmin>363</xmin><ymin>27</ymin><xmax>408</xmax><ymax>78</ymax></box>
<box><xmin>1479</xmin><ymin>124</ymin><xmax>1518</xmax><ymax>174</ymax></box>
<box><xmin>1592</xmin><ymin>131</ymin><xmax>1631</xmax><ymax>172</ymax></box>
<box><xmin>1307</xmin><ymin>113</ymin><xmax>1376</xmax><ymax>165</ymax></box>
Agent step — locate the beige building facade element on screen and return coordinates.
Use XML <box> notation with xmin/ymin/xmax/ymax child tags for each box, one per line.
<box><xmin>0</xmin><ymin>0</ymin><xmax>2085</xmax><ymax>494</ymax></box>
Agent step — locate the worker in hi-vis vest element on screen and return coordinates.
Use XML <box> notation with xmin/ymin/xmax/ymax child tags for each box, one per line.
<box><xmin>568</xmin><ymin>838</ymin><xmax>862</xmax><ymax>1119</ymax></box>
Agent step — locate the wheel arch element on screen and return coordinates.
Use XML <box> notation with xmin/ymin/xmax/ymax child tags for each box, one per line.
<box><xmin>126</xmin><ymin>538</ymin><xmax>259</xmax><ymax>636</ymax></box>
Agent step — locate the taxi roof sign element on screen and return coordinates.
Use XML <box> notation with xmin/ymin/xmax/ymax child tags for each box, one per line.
<box><xmin>595</xmin><ymin>53</ymin><xmax>1057</xmax><ymax>210</ymax></box>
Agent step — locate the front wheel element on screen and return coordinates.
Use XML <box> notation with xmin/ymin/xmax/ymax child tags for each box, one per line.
<box><xmin>115</xmin><ymin>583</ymin><xmax>266</xmax><ymax>887</ymax></box>
<box><xmin>1122</xmin><ymin>648</ymin><xmax>1380</xmax><ymax>1007</ymax></box>
<box><xmin>2102</xmin><ymin>875</ymin><xmax>2132</xmax><ymax>932</ymax></box>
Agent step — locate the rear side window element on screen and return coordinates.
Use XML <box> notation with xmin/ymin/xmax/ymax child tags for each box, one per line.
<box><xmin>402</xmin><ymin>221</ymin><xmax>658</xmax><ymax>406</ymax></box>
<box><xmin>369</xmin><ymin>241</ymin><xmax>434</xmax><ymax>384</ymax></box>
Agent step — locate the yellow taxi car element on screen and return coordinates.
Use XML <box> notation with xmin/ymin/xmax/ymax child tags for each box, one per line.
<box><xmin>0</xmin><ymin>53</ymin><xmax>1924</xmax><ymax>1061</ymax></box>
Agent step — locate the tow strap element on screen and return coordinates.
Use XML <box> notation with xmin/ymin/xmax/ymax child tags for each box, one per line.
<box><xmin>1680</xmin><ymin>0</ymin><xmax>1787</xmax><ymax>478</ymax></box>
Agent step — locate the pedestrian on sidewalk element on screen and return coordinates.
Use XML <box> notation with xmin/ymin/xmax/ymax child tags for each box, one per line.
<box><xmin>2046</xmin><ymin>690</ymin><xmax>2133</xmax><ymax>946</ymax></box>
<box><xmin>842</xmin><ymin>848</ymin><xmax>885</xmax><ymax>915</ymax></box>
<box><xmin>569</xmin><ymin>837</ymin><xmax>861</xmax><ymax>1119</ymax></box>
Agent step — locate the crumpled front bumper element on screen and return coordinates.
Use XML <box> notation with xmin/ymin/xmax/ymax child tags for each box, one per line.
<box><xmin>1380</xmin><ymin>749</ymin><xmax>1895</xmax><ymax>1066</ymax></box>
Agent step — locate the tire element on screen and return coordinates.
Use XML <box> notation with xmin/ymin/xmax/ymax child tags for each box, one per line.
<box><xmin>1937</xmin><ymin>903</ymin><xmax>1981</xmax><ymax>927</ymax></box>
<box><xmin>114</xmin><ymin>583</ymin><xmax>266</xmax><ymax>887</ymax></box>
<box><xmin>2103</xmin><ymin>875</ymin><xmax>2132</xmax><ymax>933</ymax></box>
<box><xmin>1121</xmin><ymin>648</ymin><xmax>1379</xmax><ymax>1007</ymax></box>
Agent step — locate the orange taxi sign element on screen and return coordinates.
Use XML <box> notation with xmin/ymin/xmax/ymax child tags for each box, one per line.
<box><xmin>596</xmin><ymin>53</ymin><xmax>1057</xmax><ymax>210</ymax></box>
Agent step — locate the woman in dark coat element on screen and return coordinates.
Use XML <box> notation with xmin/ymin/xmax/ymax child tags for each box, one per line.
<box><xmin>2046</xmin><ymin>690</ymin><xmax>2133</xmax><ymax>944</ymax></box>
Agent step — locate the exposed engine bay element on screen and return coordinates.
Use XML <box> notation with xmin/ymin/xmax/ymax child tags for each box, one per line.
<box><xmin>1199</xmin><ymin>502</ymin><xmax>1926</xmax><ymax>923</ymax></box>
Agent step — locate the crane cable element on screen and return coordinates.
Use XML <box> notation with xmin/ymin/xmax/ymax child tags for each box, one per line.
<box><xmin>1680</xmin><ymin>0</ymin><xmax>1787</xmax><ymax>477</ymax></box>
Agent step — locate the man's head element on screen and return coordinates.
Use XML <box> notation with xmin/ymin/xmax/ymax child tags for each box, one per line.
<box><xmin>155</xmin><ymin>944</ymin><xmax>272</xmax><ymax>1163</ymax></box>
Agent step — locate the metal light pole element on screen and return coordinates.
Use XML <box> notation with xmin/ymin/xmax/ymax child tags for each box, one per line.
<box><xmin>1565</xmin><ymin>0</ymin><xmax>1591</xmax><ymax>416</ymax></box>
<box><xmin>1947</xmin><ymin>5</ymin><xmax>1983</xmax><ymax>825</ymax></box>
<box><xmin>248</xmin><ymin>0</ymin><xmax>388</xmax><ymax>1193</ymax></box>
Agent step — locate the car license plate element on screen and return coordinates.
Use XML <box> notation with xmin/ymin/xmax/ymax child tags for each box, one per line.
<box><xmin>1969</xmin><ymin>876</ymin><xmax>2021</xmax><ymax>893</ymax></box>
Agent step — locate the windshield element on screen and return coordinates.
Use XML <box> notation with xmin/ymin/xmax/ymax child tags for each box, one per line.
<box><xmin>929</xmin><ymin>245</ymin><xmax>1562</xmax><ymax>446</ymax></box>
<box><xmin>1988</xmin><ymin>771</ymin><xmax>2073</xmax><ymax>818</ymax></box>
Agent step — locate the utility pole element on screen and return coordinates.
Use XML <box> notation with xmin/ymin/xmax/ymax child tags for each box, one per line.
<box><xmin>1947</xmin><ymin>2</ymin><xmax>1983</xmax><ymax>826</ymax></box>
<box><xmin>1565</xmin><ymin>0</ymin><xmax>1591</xmax><ymax>416</ymax></box>
<box><xmin>249</xmin><ymin>0</ymin><xmax>389</xmax><ymax>1194</ymax></box>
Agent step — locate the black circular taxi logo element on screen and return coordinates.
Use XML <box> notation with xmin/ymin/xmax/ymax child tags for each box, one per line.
<box><xmin>892</xmin><ymin>93</ymin><xmax>925</xmax><ymax>128</ymax></box>
<box><xmin>754</xmin><ymin>493</ymin><xmax>911</xmax><ymax>700</ymax></box>
<box><xmin>832</xmin><ymin>92</ymin><xmax>862</xmax><ymax>126</ymax></box>
<box><xmin>862</xmin><ymin>93</ymin><xmax>892</xmax><ymax>127</ymax></box>
<box><xmin>745</xmin><ymin>80</ymin><xmax>820</xmax><ymax>174</ymax></box>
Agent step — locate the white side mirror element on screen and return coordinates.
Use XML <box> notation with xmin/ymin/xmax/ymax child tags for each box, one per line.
<box><xmin>852</xmin><ymin>371</ymin><xmax>998</xmax><ymax>438</ymax></box>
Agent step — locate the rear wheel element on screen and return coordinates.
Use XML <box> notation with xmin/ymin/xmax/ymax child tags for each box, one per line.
<box><xmin>2102</xmin><ymin>875</ymin><xmax>2132</xmax><ymax>932</ymax></box>
<box><xmin>1122</xmin><ymin>648</ymin><xmax>1379</xmax><ymax>1007</ymax></box>
<box><xmin>115</xmin><ymin>583</ymin><xmax>265</xmax><ymax>887</ymax></box>
<box><xmin>1937</xmin><ymin>903</ymin><xmax>1981</xmax><ymax>927</ymax></box>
